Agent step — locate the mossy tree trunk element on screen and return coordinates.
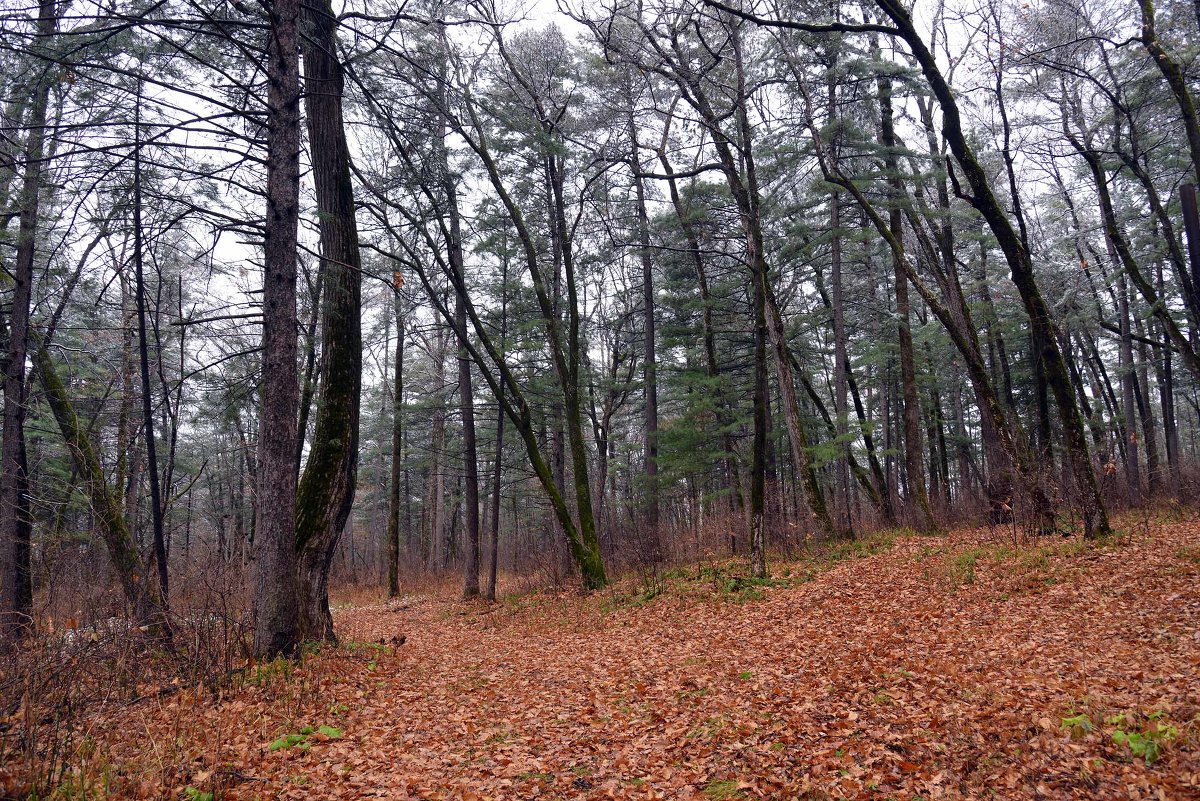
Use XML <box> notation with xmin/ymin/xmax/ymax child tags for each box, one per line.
<box><xmin>295</xmin><ymin>0</ymin><xmax>363</xmax><ymax>642</ymax></box>
<box><xmin>33</xmin><ymin>338</ymin><xmax>167</xmax><ymax>634</ymax></box>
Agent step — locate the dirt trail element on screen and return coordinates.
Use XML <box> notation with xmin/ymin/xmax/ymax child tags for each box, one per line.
<box><xmin>100</xmin><ymin>520</ymin><xmax>1200</xmax><ymax>799</ymax></box>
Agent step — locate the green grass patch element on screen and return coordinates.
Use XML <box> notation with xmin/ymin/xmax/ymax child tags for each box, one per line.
<box><xmin>516</xmin><ymin>771</ymin><xmax>555</xmax><ymax>782</ymax></box>
<box><xmin>1059</xmin><ymin>703</ymin><xmax>1191</xmax><ymax>765</ymax></box>
<box><xmin>703</xmin><ymin>779</ymin><xmax>745</xmax><ymax>799</ymax></box>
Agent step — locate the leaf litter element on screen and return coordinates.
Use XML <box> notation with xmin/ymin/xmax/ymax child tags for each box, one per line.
<box><xmin>37</xmin><ymin>519</ymin><xmax>1200</xmax><ymax>799</ymax></box>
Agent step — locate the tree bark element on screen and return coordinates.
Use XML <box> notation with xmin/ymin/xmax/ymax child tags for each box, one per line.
<box><xmin>296</xmin><ymin>258</ymin><xmax>323</xmax><ymax>480</ymax></box>
<box><xmin>630</xmin><ymin>109</ymin><xmax>661</xmax><ymax>564</ymax></box>
<box><xmin>1134</xmin><ymin>327</ymin><xmax>1160</xmax><ymax>495</ymax></box>
<box><xmin>486</xmin><ymin>248</ymin><xmax>510</xmax><ymax>603</ymax></box>
<box><xmin>456</xmin><ymin>285</ymin><xmax>481</xmax><ymax>596</ymax></box>
<box><xmin>295</xmin><ymin>0</ymin><xmax>363</xmax><ymax>641</ymax></box>
<box><xmin>252</xmin><ymin>0</ymin><xmax>303</xmax><ymax>658</ymax></box>
<box><xmin>387</xmin><ymin>290</ymin><xmax>404</xmax><ymax>598</ymax></box>
<box><xmin>879</xmin><ymin>73</ymin><xmax>937</xmax><ymax>533</ymax></box>
<box><xmin>443</xmin><ymin>158</ymin><xmax>481</xmax><ymax>599</ymax></box>
<box><xmin>132</xmin><ymin>88</ymin><xmax>169</xmax><ymax>614</ymax></box>
<box><xmin>33</xmin><ymin>338</ymin><xmax>166</xmax><ymax>632</ymax></box>
<box><xmin>1118</xmin><ymin>267</ymin><xmax>1142</xmax><ymax>498</ymax></box>
<box><xmin>0</xmin><ymin>0</ymin><xmax>54</xmax><ymax>639</ymax></box>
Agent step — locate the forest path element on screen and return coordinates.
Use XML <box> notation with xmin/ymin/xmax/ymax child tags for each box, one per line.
<box><xmin>123</xmin><ymin>518</ymin><xmax>1200</xmax><ymax>799</ymax></box>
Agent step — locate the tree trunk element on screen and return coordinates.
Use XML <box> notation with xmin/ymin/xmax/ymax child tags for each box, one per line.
<box><xmin>1117</xmin><ymin>268</ymin><xmax>1142</xmax><ymax>499</ymax></box>
<box><xmin>295</xmin><ymin>0</ymin><xmax>363</xmax><ymax>642</ymax></box>
<box><xmin>879</xmin><ymin>74</ymin><xmax>937</xmax><ymax>533</ymax></box>
<box><xmin>763</xmin><ymin>284</ymin><xmax>836</xmax><ymax>538</ymax></box>
<box><xmin>1134</xmin><ymin>329</ymin><xmax>1161</xmax><ymax>496</ymax></box>
<box><xmin>423</xmin><ymin>49</ymin><xmax>482</xmax><ymax>596</ymax></box>
<box><xmin>749</xmin><ymin>255</ymin><xmax>769</xmax><ymax>578</ymax></box>
<box><xmin>132</xmin><ymin>89</ymin><xmax>169</xmax><ymax>613</ymax></box>
<box><xmin>546</xmin><ymin>156</ymin><xmax>607</xmax><ymax>588</ymax></box>
<box><xmin>429</xmin><ymin>336</ymin><xmax>447</xmax><ymax>570</ymax></box>
<box><xmin>740</xmin><ymin>23</ymin><xmax>834</xmax><ymax>547</ymax></box>
<box><xmin>630</xmin><ymin>110</ymin><xmax>661</xmax><ymax>564</ymax></box>
<box><xmin>296</xmin><ymin>258</ymin><xmax>323</xmax><ymax>480</ymax></box>
<box><xmin>387</xmin><ymin>291</ymin><xmax>404</xmax><ymax>598</ymax></box>
<box><xmin>0</xmin><ymin>0</ymin><xmax>54</xmax><ymax>639</ymax></box>
<box><xmin>34</xmin><ymin>338</ymin><xmax>166</xmax><ymax>632</ymax></box>
<box><xmin>1156</xmin><ymin>261</ymin><xmax>1182</xmax><ymax>488</ymax></box>
<box><xmin>456</xmin><ymin>284</ymin><xmax>481</xmax><ymax>597</ymax></box>
<box><xmin>486</xmin><ymin>404</ymin><xmax>504</xmax><ymax>602</ymax></box>
<box><xmin>252</xmin><ymin>0</ymin><xmax>303</xmax><ymax>658</ymax></box>
<box><xmin>486</xmin><ymin>254</ymin><xmax>510</xmax><ymax>603</ymax></box>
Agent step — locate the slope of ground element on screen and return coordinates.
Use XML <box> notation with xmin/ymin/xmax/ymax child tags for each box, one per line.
<box><xmin>35</xmin><ymin>516</ymin><xmax>1200</xmax><ymax>799</ymax></box>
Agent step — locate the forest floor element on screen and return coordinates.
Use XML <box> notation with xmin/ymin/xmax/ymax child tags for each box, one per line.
<box><xmin>24</xmin><ymin>512</ymin><xmax>1200</xmax><ymax>799</ymax></box>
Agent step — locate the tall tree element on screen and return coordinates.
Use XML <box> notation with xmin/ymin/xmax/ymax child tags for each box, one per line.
<box><xmin>869</xmin><ymin>0</ymin><xmax>1111</xmax><ymax>538</ymax></box>
<box><xmin>295</xmin><ymin>0</ymin><xmax>364</xmax><ymax>641</ymax></box>
<box><xmin>387</xmin><ymin>283</ymin><xmax>405</xmax><ymax>599</ymax></box>
<box><xmin>132</xmin><ymin>84</ymin><xmax>170</xmax><ymax>613</ymax></box>
<box><xmin>433</xmin><ymin>33</ymin><xmax>482</xmax><ymax>598</ymax></box>
<box><xmin>628</xmin><ymin>97</ymin><xmax>662</xmax><ymax>563</ymax></box>
<box><xmin>879</xmin><ymin>69</ymin><xmax>937</xmax><ymax>533</ymax></box>
<box><xmin>0</xmin><ymin>0</ymin><xmax>55</xmax><ymax>638</ymax></box>
<box><xmin>252</xmin><ymin>0</ymin><xmax>303</xmax><ymax>658</ymax></box>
